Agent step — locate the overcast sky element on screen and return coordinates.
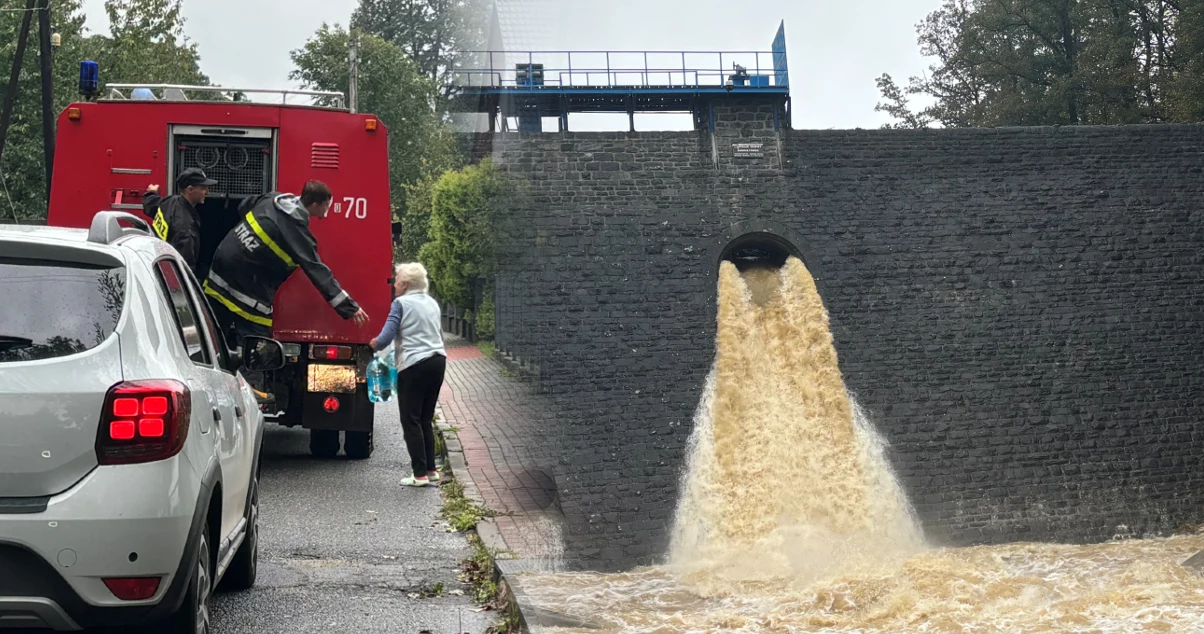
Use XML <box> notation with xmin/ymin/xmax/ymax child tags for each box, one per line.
<box><xmin>80</xmin><ymin>0</ymin><xmax>359</xmax><ymax>95</ymax></box>
<box><xmin>80</xmin><ymin>0</ymin><xmax>940</xmax><ymax>130</ymax></box>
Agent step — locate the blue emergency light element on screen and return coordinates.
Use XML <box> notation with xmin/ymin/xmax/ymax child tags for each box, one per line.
<box><xmin>79</xmin><ymin>61</ymin><xmax>99</xmax><ymax>100</ymax></box>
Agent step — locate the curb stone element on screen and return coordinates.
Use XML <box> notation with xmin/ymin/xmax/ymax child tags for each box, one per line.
<box><xmin>436</xmin><ymin>408</ymin><xmax>510</xmax><ymax>555</ymax></box>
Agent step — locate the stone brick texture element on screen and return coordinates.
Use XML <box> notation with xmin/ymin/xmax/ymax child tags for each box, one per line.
<box><xmin>484</xmin><ymin>95</ymin><xmax>1204</xmax><ymax>571</ymax></box>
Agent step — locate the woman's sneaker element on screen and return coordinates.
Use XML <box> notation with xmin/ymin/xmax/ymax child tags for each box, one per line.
<box><xmin>400</xmin><ymin>476</ymin><xmax>429</xmax><ymax>487</ymax></box>
<box><xmin>427</xmin><ymin>471</ymin><xmax>441</xmax><ymax>482</ymax></box>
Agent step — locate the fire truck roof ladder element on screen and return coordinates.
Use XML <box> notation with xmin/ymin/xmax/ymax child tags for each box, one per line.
<box><xmin>103</xmin><ymin>84</ymin><xmax>347</xmax><ymax>110</ymax></box>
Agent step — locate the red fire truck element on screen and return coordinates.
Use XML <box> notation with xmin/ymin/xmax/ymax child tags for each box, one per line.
<box><xmin>47</xmin><ymin>84</ymin><xmax>394</xmax><ymax>459</ymax></box>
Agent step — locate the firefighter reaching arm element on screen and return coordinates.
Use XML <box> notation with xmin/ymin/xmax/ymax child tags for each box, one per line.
<box><xmin>204</xmin><ymin>181</ymin><xmax>368</xmax><ymax>405</ymax></box>
<box><xmin>142</xmin><ymin>168</ymin><xmax>215</xmax><ymax>276</ymax></box>
<box><xmin>273</xmin><ymin>183</ymin><xmax>370</xmax><ymax>327</ymax></box>
<box><xmin>204</xmin><ymin>180</ymin><xmax>368</xmax><ymax>349</ymax></box>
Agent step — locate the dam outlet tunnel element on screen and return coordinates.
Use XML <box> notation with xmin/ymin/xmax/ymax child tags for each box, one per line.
<box><xmin>718</xmin><ymin>231</ymin><xmax>804</xmax><ymax>272</ymax></box>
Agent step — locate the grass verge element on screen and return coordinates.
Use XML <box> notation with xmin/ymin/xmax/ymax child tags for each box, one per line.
<box><xmin>434</xmin><ymin>428</ymin><xmax>447</xmax><ymax>459</ymax></box>
<box><xmin>461</xmin><ymin>534</ymin><xmax>522</xmax><ymax>633</ymax></box>
<box><xmin>442</xmin><ymin>476</ymin><xmax>521</xmax><ymax>633</ymax></box>
<box><xmin>477</xmin><ymin>340</ymin><xmax>497</xmax><ymax>358</ymax></box>
<box><xmin>436</xmin><ymin>408</ymin><xmax>521</xmax><ymax>632</ymax></box>
<box><xmin>441</xmin><ymin>478</ymin><xmax>496</xmax><ymax>534</ymax></box>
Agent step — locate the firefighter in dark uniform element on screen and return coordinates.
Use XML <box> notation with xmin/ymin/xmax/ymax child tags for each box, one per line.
<box><xmin>142</xmin><ymin>167</ymin><xmax>216</xmax><ymax>276</ymax></box>
<box><xmin>204</xmin><ymin>179</ymin><xmax>370</xmax><ymax>349</ymax></box>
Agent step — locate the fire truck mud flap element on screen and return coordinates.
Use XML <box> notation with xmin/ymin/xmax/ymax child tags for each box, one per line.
<box><xmin>303</xmin><ymin>384</ymin><xmax>374</xmax><ymax>432</ymax></box>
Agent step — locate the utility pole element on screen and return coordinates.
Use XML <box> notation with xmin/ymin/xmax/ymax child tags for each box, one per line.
<box><xmin>37</xmin><ymin>0</ymin><xmax>55</xmax><ymax>199</ymax></box>
<box><xmin>349</xmin><ymin>35</ymin><xmax>359</xmax><ymax>114</ymax></box>
<box><xmin>0</xmin><ymin>0</ymin><xmax>37</xmax><ymax>167</ymax></box>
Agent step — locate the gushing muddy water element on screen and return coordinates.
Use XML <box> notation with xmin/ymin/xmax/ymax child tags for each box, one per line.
<box><xmin>517</xmin><ymin>258</ymin><xmax>1204</xmax><ymax>633</ymax></box>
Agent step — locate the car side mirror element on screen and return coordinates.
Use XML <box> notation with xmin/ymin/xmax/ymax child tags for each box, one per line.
<box><xmin>241</xmin><ymin>336</ymin><xmax>285</xmax><ymax>372</ymax></box>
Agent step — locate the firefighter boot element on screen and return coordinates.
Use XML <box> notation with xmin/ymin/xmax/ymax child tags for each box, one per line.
<box><xmin>243</xmin><ymin>371</ymin><xmax>276</xmax><ymax>408</ymax></box>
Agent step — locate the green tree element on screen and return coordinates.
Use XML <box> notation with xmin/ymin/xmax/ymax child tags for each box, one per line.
<box><xmin>290</xmin><ymin>25</ymin><xmax>457</xmax><ymax>214</ymax></box>
<box><xmin>0</xmin><ymin>0</ymin><xmax>91</xmax><ymax>222</ymax></box>
<box><xmin>874</xmin><ymin>74</ymin><xmax>934</xmax><ymax>129</ymax></box>
<box><xmin>350</xmin><ymin>0</ymin><xmax>491</xmax><ymax>99</ymax></box>
<box><xmin>0</xmin><ymin>0</ymin><xmax>207</xmax><ymax>223</ymax></box>
<box><xmin>95</xmin><ymin>0</ymin><xmax>208</xmax><ymax>86</ymax></box>
<box><xmin>418</xmin><ymin>159</ymin><xmax>506</xmax><ymax>309</ymax></box>
<box><xmin>399</xmin><ymin>171</ymin><xmax>437</xmax><ymax>259</ymax></box>
<box><xmin>474</xmin><ymin>291</ymin><xmax>494</xmax><ymax>340</ymax></box>
<box><xmin>877</xmin><ymin>0</ymin><xmax>1201</xmax><ymax>127</ymax></box>
<box><xmin>1168</xmin><ymin>0</ymin><xmax>1204</xmax><ymax>120</ymax></box>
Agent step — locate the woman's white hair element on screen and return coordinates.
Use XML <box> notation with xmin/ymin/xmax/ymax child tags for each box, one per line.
<box><xmin>395</xmin><ymin>262</ymin><xmax>429</xmax><ymax>292</ymax></box>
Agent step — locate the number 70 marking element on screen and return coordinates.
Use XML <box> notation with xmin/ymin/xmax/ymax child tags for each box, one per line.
<box><xmin>334</xmin><ymin>197</ymin><xmax>368</xmax><ymax>220</ymax></box>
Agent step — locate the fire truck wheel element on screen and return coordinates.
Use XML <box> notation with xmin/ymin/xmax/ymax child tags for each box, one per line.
<box><xmin>344</xmin><ymin>430</ymin><xmax>374</xmax><ymax>460</ymax></box>
<box><xmin>309</xmin><ymin>429</ymin><xmax>341</xmax><ymax>458</ymax></box>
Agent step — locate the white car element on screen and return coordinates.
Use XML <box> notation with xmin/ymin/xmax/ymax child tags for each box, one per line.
<box><xmin>0</xmin><ymin>212</ymin><xmax>282</xmax><ymax>632</ymax></box>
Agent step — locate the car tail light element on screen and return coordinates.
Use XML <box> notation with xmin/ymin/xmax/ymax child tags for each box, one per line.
<box><xmin>96</xmin><ymin>380</ymin><xmax>191</xmax><ymax>465</ymax></box>
<box><xmin>310</xmin><ymin>345</ymin><xmax>353</xmax><ymax>361</ymax></box>
<box><xmin>103</xmin><ymin>577</ymin><xmax>161</xmax><ymax>601</ymax></box>
<box><xmin>109</xmin><ymin>420</ymin><xmax>136</xmax><ymax>440</ymax></box>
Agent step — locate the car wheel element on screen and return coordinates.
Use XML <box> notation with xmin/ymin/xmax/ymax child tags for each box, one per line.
<box><xmin>344</xmin><ymin>429</ymin><xmax>374</xmax><ymax>460</ymax></box>
<box><xmin>309</xmin><ymin>429</ymin><xmax>341</xmax><ymax>458</ymax></box>
<box><xmin>219</xmin><ymin>470</ymin><xmax>258</xmax><ymax>592</ymax></box>
<box><xmin>167</xmin><ymin>521</ymin><xmax>211</xmax><ymax>633</ymax></box>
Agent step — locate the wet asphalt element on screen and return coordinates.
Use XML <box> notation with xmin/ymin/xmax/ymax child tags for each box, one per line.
<box><xmin>209</xmin><ymin>398</ymin><xmax>493</xmax><ymax>634</ymax></box>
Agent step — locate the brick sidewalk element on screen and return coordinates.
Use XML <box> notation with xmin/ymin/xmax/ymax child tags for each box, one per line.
<box><xmin>438</xmin><ymin>337</ymin><xmax>564</xmax><ymax>561</ymax></box>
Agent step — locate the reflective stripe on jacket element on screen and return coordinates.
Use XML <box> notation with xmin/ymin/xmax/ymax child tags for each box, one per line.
<box><xmin>141</xmin><ymin>192</ymin><xmax>201</xmax><ymax>274</ymax></box>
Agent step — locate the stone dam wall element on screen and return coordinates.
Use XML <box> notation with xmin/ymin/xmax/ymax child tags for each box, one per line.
<box><xmin>481</xmin><ymin>100</ymin><xmax>1204</xmax><ymax>570</ymax></box>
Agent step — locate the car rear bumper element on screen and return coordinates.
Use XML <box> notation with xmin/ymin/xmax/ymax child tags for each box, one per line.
<box><xmin>0</xmin><ymin>596</ymin><xmax>79</xmax><ymax>630</ymax></box>
<box><xmin>0</xmin><ymin>456</ymin><xmax>211</xmax><ymax>630</ymax></box>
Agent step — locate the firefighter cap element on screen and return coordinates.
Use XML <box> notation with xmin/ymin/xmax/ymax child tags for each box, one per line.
<box><xmin>177</xmin><ymin>167</ymin><xmax>218</xmax><ymax>190</ymax></box>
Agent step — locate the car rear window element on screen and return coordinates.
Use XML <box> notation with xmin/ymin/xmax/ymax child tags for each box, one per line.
<box><xmin>0</xmin><ymin>258</ymin><xmax>127</xmax><ymax>363</ymax></box>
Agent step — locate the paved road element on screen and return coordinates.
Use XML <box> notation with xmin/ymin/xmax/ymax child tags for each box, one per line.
<box><xmin>210</xmin><ymin>399</ymin><xmax>494</xmax><ymax>634</ymax></box>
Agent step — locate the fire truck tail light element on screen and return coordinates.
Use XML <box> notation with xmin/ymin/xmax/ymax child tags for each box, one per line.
<box><xmin>67</xmin><ymin>108</ymin><xmax>82</xmax><ymax>121</ymax></box>
<box><xmin>310</xmin><ymin>345</ymin><xmax>353</xmax><ymax>361</ymax></box>
<box><xmin>365</xmin><ymin>118</ymin><xmax>378</xmax><ymax>131</ymax></box>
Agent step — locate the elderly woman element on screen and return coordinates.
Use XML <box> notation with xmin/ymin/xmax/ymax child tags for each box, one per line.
<box><xmin>370</xmin><ymin>263</ymin><xmax>447</xmax><ymax>487</ymax></box>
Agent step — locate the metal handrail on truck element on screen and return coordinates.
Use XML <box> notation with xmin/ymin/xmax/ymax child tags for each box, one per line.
<box><xmin>103</xmin><ymin>84</ymin><xmax>347</xmax><ymax>109</ymax></box>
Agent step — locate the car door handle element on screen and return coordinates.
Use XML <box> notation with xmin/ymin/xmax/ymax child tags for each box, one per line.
<box><xmin>212</xmin><ymin>407</ymin><xmax>222</xmax><ymax>423</ymax></box>
<box><xmin>235</xmin><ymin>406</ymin><xmax>244</xmax><ymax>419</ymax></box>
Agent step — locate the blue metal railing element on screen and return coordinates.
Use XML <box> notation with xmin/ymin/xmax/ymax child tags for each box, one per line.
<box><xmin>452</xmin><ymin>50</ymin><xmax>790</xmax><ymax>91</ymax></box>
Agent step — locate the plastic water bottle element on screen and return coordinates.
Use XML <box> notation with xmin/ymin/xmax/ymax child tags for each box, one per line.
<box><xmin>382</xmin><ymin>344</ymin><xmax>398</xmax><ymax>390</ymax></box>
<box><xmin>367</xmin><ymin>357</ymin><xmax>393</xmax><ymax>403</ymax></box>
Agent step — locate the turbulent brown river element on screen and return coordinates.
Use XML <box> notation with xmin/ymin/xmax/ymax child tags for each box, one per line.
<box><xmin>517</xmin><ymin>258</ymin><xmax>1204</xmax><ymax>633</ymax></box>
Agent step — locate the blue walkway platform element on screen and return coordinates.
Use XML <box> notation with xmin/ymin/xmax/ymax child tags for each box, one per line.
<box><xmin>453</xmin><ymin>22</ymin><xmax>791</xmax><ymax>132</ymax></box>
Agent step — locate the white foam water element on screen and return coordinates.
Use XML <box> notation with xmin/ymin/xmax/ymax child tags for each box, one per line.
<box><xmin>514</xmin><ymin>258</ymin><xmax>1204</xmax><ymax>633</ymax></box>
